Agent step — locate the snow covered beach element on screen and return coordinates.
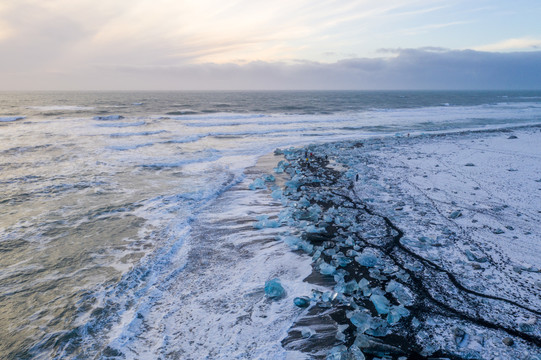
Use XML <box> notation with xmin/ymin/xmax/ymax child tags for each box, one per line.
<box><xmin>267</xmin><ymin>125</ymin><xmax>541</xmax><ymax>359</ymax></box>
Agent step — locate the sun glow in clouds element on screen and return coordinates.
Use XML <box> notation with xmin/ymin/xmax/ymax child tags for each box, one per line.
<box><xmin>0</xmin><ymin>0</ymin><xmax>540</xmax><ymax>89</ymax></box>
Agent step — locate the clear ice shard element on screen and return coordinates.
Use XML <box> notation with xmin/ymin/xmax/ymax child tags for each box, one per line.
<box><xmin>249</xmin><ymin>177</ymin><xmax>267</xmax><ymax>190</ymax></box>
<box><xmin>387</xmin><ymin>305</ymin><xmax>410</xmax><ymax>325</ymax></box>
<box><xmin>293</xmin><ymin>296</ymin><xmax>311</xmax><ymax>308</ymax></box>
<box><xmin>264</xmin><ymin>278</ymin><xmax>285</xmax><ymax>299</ymax></box>
<box><xmin>369</xmin><ymin>294</ymin><xmax>391</xmax><ymax>315</ymax></box>
<box><xmin>355</xmin><ymin>250</ymin><xmax>379</xmax><ymax>267</ymax></box>
<box><xmin>319</xmin><ymin>262</ymin><xmax>337</xmax><ymax>276</ymax></box>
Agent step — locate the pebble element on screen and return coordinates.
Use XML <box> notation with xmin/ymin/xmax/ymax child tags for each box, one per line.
<box><xmin>502</xmin><ymin>337</ymin><xmax>514</xmax><ymax>346</ymax></box>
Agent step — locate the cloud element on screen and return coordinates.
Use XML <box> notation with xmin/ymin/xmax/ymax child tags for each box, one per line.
<box><xmin>474</xmin><ymin>37</ymin><xmax>541</xmax><ymax>52</ymax></box>
<box><xmin>3</xmin><ymin>48</ymin><xmax>539</xmax><ymax>90</ymax></box>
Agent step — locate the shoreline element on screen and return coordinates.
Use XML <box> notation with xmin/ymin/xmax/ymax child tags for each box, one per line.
<box><xmin>268</xmin><ymin>125</ymin><xmax>541</xmax><ymax>359</ymax></box>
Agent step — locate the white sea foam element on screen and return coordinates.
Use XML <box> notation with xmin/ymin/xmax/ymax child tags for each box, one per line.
<box><xmin>28</xmin><ymin>105</ymin><xmax>95</xmax><ymax>111</ymax></box>
<box><xmin>95</xmin><ymin>121</ymin><xmax>146</xmax><ymax>128</ymax></box>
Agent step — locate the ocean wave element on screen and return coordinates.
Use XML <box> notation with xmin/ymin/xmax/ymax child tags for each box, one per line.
<box><xmin>96</xmin><ymin>121</ymin><xmax>146</xmax><ymax>128</ymax></box>
<box><xmin>110</xmin><ymin>130</ymin><xmax>167</xmax><ymax>137</ymax></box>
<box><xmin>108</xmin><ymin>143</ymin><xmax>155</xmax><ymax>151</ymax></box>
<box><xmin>160</xmin><ymin>135</ymin><xmax>205</xmax><ymax>144</ymax></box>
<box><xmin>28</xmin><ymin>106</ymin><xmax>95</xmax><ymax>111</ymax></box>
<box><xmin>0</xmin><ymin>116</ymin><xmax>25</xmax><ymax>122</ymax></box>
<box><xmin>169</xmin><ymin>113</ymin><xmax>268</xmax><ymax>122</ymax></box>
<box><xmin>138</xmin><ymin>154</ymin><xmax>222</xmax><ymax>170</ymax></box>
<box><xmin>94</xmin><ymin>115</ymin><xmax>125</xmax><ymax>121</ymax></box>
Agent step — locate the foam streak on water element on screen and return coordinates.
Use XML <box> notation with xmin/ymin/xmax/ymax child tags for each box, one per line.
<box><xmin>0</xmin><ymin>91</ymin><xmax>540</xmax><ymax>358</ymax></box>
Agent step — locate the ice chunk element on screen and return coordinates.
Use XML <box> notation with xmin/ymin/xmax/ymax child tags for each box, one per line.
<box><xmin>354</xmin><ymin>334</ymin><xmax>404</xmax><ymax>356</ymax></box>
<box><xmin>347</xmin><ymin>345</ymin><xmax>366</xmax><ymax>360</ymax></box>
<box><xmin>368</xmin><ymin>268</ymin><xmax>387</xmax><ymax>281</ymax></box>
<box><xmin>249</xmin><ymin>177</ymin><xmax>267</xmax><ymax>190</ymax></box>
<box><xmin>274</xmin><ymin>160</ymin><xmax>289</xmax><ymax>173</ymax></box>
<box><xmin>264</xmin><ymin>278</ymin><xmax>285</xmax><ymax>299</ymax></box>
<box><xmin>334</xmin><ymin>253</ymin><xmax>352</xmax><ymax>267</ymax></box>
<box><xmin>387</xmin><ymin>305</ymin><xmax>410</xmax><ymax>324</ymax></box>
<box><xmin>385</xmin><ymin>280</ymin><xmax>414</xmax><ymax>306</ymax></box>
<box><xmin>271</xmin><ymin>189</ymin><xmax>283</xmax><ymax>200</ymax></box>
<box><xmin>320</xmin><ymin>262</ymin><xmax>337</xmax><ymax>276</ymax></box>
<box><xmin>355</xmin><ymin>250</ymin><xmax>379</xmax><ymax>267</ymax></box>
<box><xmin>301</xmin><ymin>327</ymin><xmax>315</xmax><ymax>339</ymax></box>
<box><xmin>294</xmin><ymin>296</ymin><xmax>311</xmax><ymax>308</ymax></box>
<box><xmin>365</xmin><ymin>317</ymin><xmax>389</xmax><ymax>337</ymax></box>
<box><xmin>335</xmin><ymin>280</ymin><xmax>359</xmax><ymax>295</ymax></box>
<box><xmin>464</xmin><ymin>249</ymin><xmax>488</xmax><ymax>263</ymax></box>
<box><xmin>326</xmin><ymin>345</ymin><xmax>347</xmax><ymax>360</ymax></box>
<box><xmin>349</xmin><ymin>311</ymin><xmax>372</xmax><ymax>333</ymax></box>
<box><xmin>370</xmin><ymin>294</ymin><xmax>391</xmax><ymax>315</ymax></box>
<box><xmin>358</xmin><ymin>278</ymin><xmax>372</xmax><ymax>297</ymax></box>
<box><xmin>264</xmin><ymin>174</ymin><xmax>276</xmax><ymax>182</ymax></box>
<box><xmin>253</xmin><ymin>215</ymin><xmax>280</xmax><ymax>229</ymax></box>
<box><xmin>282</xmin><ymin>235</ymin><xmax>314</xmax><ymax>254</ymax></box>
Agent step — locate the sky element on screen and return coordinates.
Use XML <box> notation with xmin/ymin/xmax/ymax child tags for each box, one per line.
<box><xmin>1</xmin><ymin>0</ymin><xmax>540</xmax><ymax>90</ymax></box>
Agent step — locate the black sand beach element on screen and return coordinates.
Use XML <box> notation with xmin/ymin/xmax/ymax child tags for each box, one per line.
<box><xmin>268</xmin><ymin>126</ymin><xmax>541</xmax><ymax>359</ymax></box>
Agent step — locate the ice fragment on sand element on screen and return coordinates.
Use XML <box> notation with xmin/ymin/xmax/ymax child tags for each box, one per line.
<box><xmin>271</xmin><ymin>189</ymin><xmax>283</xmax><ymax>200</ymax></box>
<box><xmin>453</xmin><ymin>327</ymin><xmax>469</xmax><ymax>348</ymax></box>
<box><xmin>385</xmin><ymin>280</ymin><xmax>414</xmax><ymax>306</ymax></box>
<box><xmin>301</xmin><ymin>327</ymin><xmax>315</xmax><ymax>339</ymax></box>
<box><xmin>293</xmin><ymin>296</ymin><xmax>311</xmax><ymax>308</ymax></box>
<box><xmin>334</xmin><ymin>253</ymin><xmax>352</xmax><ymax>267</ymax></box>
<box><xmin>327</xmin><ymin>345</ymin><xmax>347</xmax><ymax>360</ymax></box>
<box><xmin>492</xmin><ymin>228</ymin><xmax>505</xmax><ymax>234</ymax></box>
<box><xmin>249</xmin><ymin>177</ymin><xmax>267</xmax><ymax>190</ymax></box>
<box><xmin>347</xmin><ymin>345</ymin><xmax>366</xmax><ymax>360</ymax></box>
<box><xmin>464</xmin><ymin>249</ymin><xmax>488</xmax><ymax>263</ymax></box>
<box><xmin>349</xmin><ymin>311</ymin><xmax>372</xmax><ymax>332</ymax></box>
<box><xmin>320</xmin><ymin>262</ymin><xmax>337</xmax><ymax>276</ymax></box>
<box><xmin>365</xmin><ymin>317</ymin><xmax>389</xmax><ymax>337</ymax></box>
<box><xmin>264</xmin><ymin>278</ymin><xmax>285</xmax><ymax>299</ymax></box>
<box><xmin>274</xmin><ymin>160</ymin><xmax>289</xmax><ymax>173</ymax></box>
<box><xmin>449</xmin><ymin>210</ymin><xmax>462</xmax><ymax>219</ymax></box>
<box><xmin>354</xmin><ymin>334</ymin><xmax>405</xmax><ymax>356</ymax></box>
<box><xmin>355</xmin><ymin>250</ymin><xmax>379</xmax><ymax>267</ymax></box>
<box><xmin>465</xmin><ymin>163</ymin><xmax>475</xmax><ymax>166</ymax></box>
<box><xmin>359</xmin><ymin>278</ymin><xmax>372</xmax><ymax>297</ymax></box>
<box><xmin>253</xmin><ymin>215</ymin><xmax>279</xmax><ymax>229</ymax></box>
<box><xmin>370</xmin><ymin>294</ymin><xmax>391</xmax><ymax>315</ymax></box>
<box><xmin>264</xmin><ymin>174</ymin><xmax>275</xmax><ymax>182</ymax></box>
<box><xmin>387</xmin><ymin>305</ymin><xmax>410</xmax><ymax>324</ymax></box>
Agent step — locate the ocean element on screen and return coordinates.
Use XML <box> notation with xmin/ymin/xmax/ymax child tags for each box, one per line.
<box><xmin>1</xmin><ymin>90</ymin><xmax>541</xmax><ymax>359</ymax></box>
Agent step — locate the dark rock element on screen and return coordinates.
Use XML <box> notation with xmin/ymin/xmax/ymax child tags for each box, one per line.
<box><xmin>502</xmin><ymin>337</ymin><xmax>514</xmax><ymax>346</ymax></box>
<box><xmin>507</xmin><ymin>135</ymin><xmax>518</xmax><ymax>139</ymax></box>
<box><xmin>465</xmin><ymin>163</ymin><xmax>475</xmax><ymax>167</ymax></box>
